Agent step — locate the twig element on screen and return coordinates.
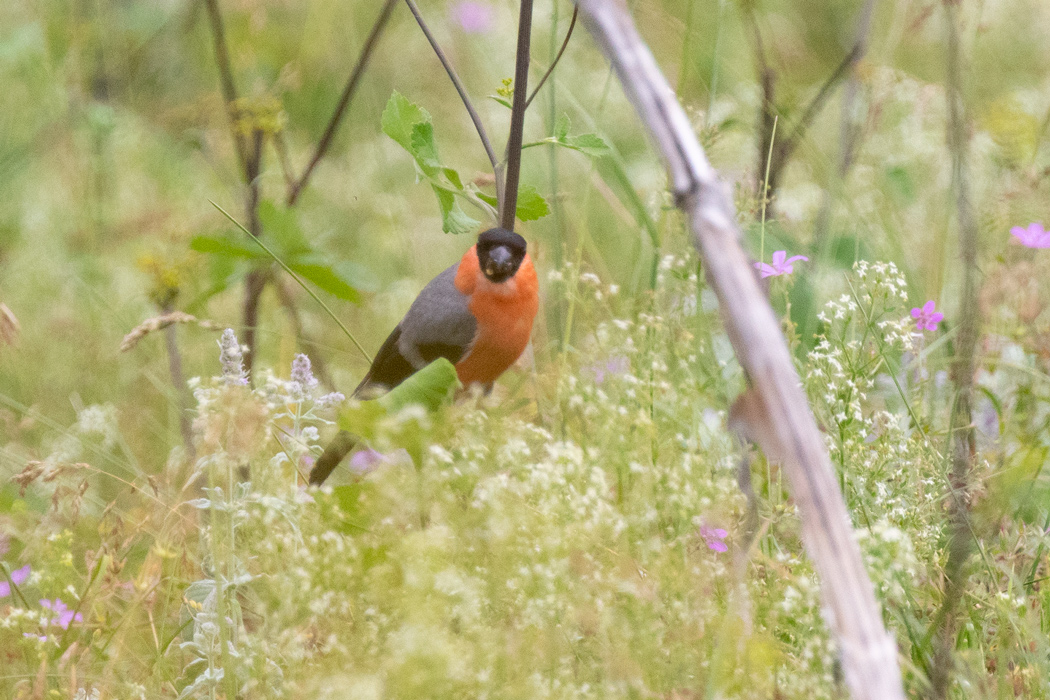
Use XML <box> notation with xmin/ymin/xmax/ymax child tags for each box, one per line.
<box><xmin>524</xmin><ymin>5</ymin><xmax>578</xmax><ymax>110</ymax></box>
<box><xmin>573</xmin><ymin>2</ymin><xmax>906</xmax><ymax>699</ymax></box>
<box><xmin>201</xmin><ymin>0</ymin><xmax>248</xmax><ymax>177</ymax></box>
<box><xmin>241</xmin><ymin>129</ymin><xmax>267</xmax><ymax>376</ymax></box>
<box><xmin>501</xmin><ymin>0</ymin><xmax>536</xmax><ymax>230</ymax></box>
<box><xmin>749</xmin><ymin>1</ymin><xmax>876</xmax><ymax>210</ymax></box>
<box><xmin>814</xmin><ymin>0</ymin><xmax>879</xmax><ymax>247</ymax></box>
<box><xmin>287</xmin><ymin>0</ymin><xmax>399</xmax><ymax>206</ymax></box>
<box><xmin>404</xmin><ymin>0</ymin><xmax>503</xmax><ymax>211</ymax></box>
<box><xmin>272</xmin><ymin>130</ymin><xmax>297</xmax><ymax>196</ymax></box>
<box><xmin>929</xmin><ymin>2</ymin><xmax>980</xmax><ymax>697</ymax></box>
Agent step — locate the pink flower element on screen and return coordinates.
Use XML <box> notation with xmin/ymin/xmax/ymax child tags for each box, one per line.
<box><xmin>349</xmin><ymin>448</ymin><xmax>386</xmax><ymax>474</ymax></box>
<box><xmin>0</xmin><ymin>564</ymin><xmax>30</xmax><ymax>597</ymax></box>
<box><xmin>40</xmin><ymin>598</ymin><xmax>82</xmax><ymax>629</ymax></box>
<box><xmin>699</xmin><ymin>525</ymin><xmax>728</xmax><ymax>553</ymax></box>
<box><xmin>590</xmin><ymin>356</ymin><xmax>629</xmax><ymax>384</ymax></box>
<box><xmin>1010</xmin><ymin>222</ymin><xmax>1050</xmax><ymax>248</ymax></box>
<box><xmin>754</xmin><ymin>250</ymin><xmax>808</xmax><ymax>278</ymax></box>
<box><xmin>451</xmin><ymin>1</ymin><xmax>494</xmax><ymax>33</ymax></box>
<box><xmin>911</xmin><ymin>300</ymin><xmax>944</xmax><ymax>332</ymax></box>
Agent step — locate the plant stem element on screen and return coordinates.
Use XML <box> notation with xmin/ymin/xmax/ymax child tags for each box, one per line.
<box><xmin>161</xmin><ymin>302</ymin><xmax>196</xmax><ymax>462</ymax></box>
<box><xmin>502</xmin><ymin>0</ymin><xmax>536</xmax><ymax>230</ymax></box>
<box><xmin>930</xmin><ymin>1</ymin><xmax>981</xmax><ymax>697</ymax></box>
<box><xmin>524</xmin><ymin>5</ymin><xmax>577</xmax><ymax>110</ymax></box>
<box><xmin>201</xmin><ymin>0</ymin><xmax>248</xmax><ymax>177</ymax></box>
<box><xmin>760</xmin><ymin>115</ymin><xmax>777</xmax><ymax>264</ymax></box>
<box><xmin>404</xmin><ymin>0</ymin><xmax>503</xmax><ymax>210</ymax></box>
<box><xmin>241</xmin><ymin>129</ymin><xmax>266</xmax><ymax>377</ymax></box>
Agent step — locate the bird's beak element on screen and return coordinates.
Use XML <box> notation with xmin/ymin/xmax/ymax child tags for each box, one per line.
<box><xmin>485</xmin><ymin>245</ymin><xmax>514</xmax><ymax>278</ymax></box>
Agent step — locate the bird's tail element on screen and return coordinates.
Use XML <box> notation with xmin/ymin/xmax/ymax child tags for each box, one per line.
<box><xmin>309</xmin><ymin>430</ymin><xmax>358</xmax><ymax>486</ymax></box>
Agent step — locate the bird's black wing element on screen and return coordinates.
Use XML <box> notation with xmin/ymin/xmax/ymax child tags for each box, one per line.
<box><xmin>353</xmin><ymin>263</ymin><xmax>476</xmax><ymax>397</ymax></box>
<box><xmin>351</xmin><ymin>324</ymin><xmax>415</xmax><ymax>398</ymax></box>
<box><xmin>312</xmin><ymin>263</ymin><xmax>477</xmax><ymax>486</ymax></box>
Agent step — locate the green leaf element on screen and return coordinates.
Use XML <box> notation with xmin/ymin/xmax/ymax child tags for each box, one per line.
<box><xmin>474</xmin><ymin>187</ymin><xmax>547</xmax><ymax>222</ymax></box>
<box><xmin>514</xmin><ymin>184</ymin><xmax>550</xmax><ymax>221</ymax></box>
<box><xmin>381</xmin><ymin>91</ymin><xmax>431</xmax><ymax>152</ymax></box>
<box><xmin>410</xmin><ymin>122</ymin><xmax>441</xmax><ymax>172</ymax></box>
<box><xmin>432</xmin><ymin>185</ymin><xmax>479</xmax><ymax>235</ymax></box>
<box><xmin>288</xmin><ymin>262</ymin><xmax>362</xmax><ymax>303</ymax></box>
<box><xmin>257</xmin><ymin>200</ymin><xmax>311</xmax><ymax>258</ymax></box>
<box><xmin>190</xmin><ymin>234</ymin><xmax>267</xmax><ymax>260</ymax></box>
<box><xmin>379</xmin><ymin>358</ymin><xmax>460</xmax><ymax>413</ymax></box>
<box><xmin>487</xmin><ymin>95</ymin><xmax>512</xmax><ymax>109</ymax></box>
<box><xmin>443</xmin><ymin>168</ymin><xmax>465</xmax><ymax>190</ymax></box>
<box><xmin>554</xmin><ymin>113</ymin><xmax>571</xmax><ymax>141</ymax></box>
<box><xmin>565</xmin><ymin>132</ymin><xmax>611</xmax><ymax>158</ymax></box>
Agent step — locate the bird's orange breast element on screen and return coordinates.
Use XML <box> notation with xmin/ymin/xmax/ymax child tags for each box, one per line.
<box><xmin>453</xmin><ymin>245</ymin><xmax>539</xmax><ymax>386</ymax></box>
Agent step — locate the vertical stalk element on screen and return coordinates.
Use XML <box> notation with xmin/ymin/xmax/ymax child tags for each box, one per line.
<box><xmin>241</xmin><ymin>129</ymin><xmax>266</xmax><ymax>376</ymax></box>
<box><xmin>501</xmin><ymin>0</ymin><xmax>536</xmax><ymax>230</ymax></box>
<box><xmin>929</xmin><ymin>1</ymin><xmax>980</xmax><ymax>697</ymax></box>
<box><xmin>161</xmin><ymin>304</ymin><xmax>196</xmax><ymax>462</ymax></box>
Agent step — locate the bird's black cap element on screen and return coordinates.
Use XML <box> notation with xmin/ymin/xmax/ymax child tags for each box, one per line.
<box><xmin>476</xmin><ymin>228</ymin><xmax>527</xmax><ymax>283</ymax></box>
<box><xmin>477</xmin><ymin>228</ymin><xmax>526</xmax><ymax>254</ymax></box>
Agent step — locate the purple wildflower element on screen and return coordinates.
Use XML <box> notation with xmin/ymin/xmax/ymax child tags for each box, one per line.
<box><xmin>40</xmin><ymin>598</ymin><xmax>82</xmax><ymax>629</ymax></box>
<box><xmin>699</xmin><ymin>525</ymin><xmax>728</xmax><ymax>553</ymax></box>
<box><xmin>218</xmin><ymin>329</ymin><xmax>248</xmax><ymax>386</ymax></box>
<box><xmin>0</xmin><ymin>564</ymin><xmax>30</xmax><ymax>597</ymax></box>
<box><xmin>1010</xmin><ymin>222</ymin><xmax>1050</xmax><ymax>248</ymax></box>
<box><xmin>316</xmin><ymin>391</ymin><xmax>345</xmax><ymax>409</ymax></box>
<box><xmin>290</xmin><ymin>354</ymin><xmax>319</xmax><ymax>394</ymax></box>
<box><xmin>349</xmin><ymin>448</ymin><xmax>386</xmax><ymax>474</ymax></box>
<box><xmin>911</xmin><ymin>300</ymin><xmax>944</xmax><ymax>332</ymax></box>
<box><xmin>754</xmin><ymin>250</ymin><xmax>809</xmax><ymax>278</ymax></box>
<box><xmin>593</xmin><ymin>356</ymin><xmax>629</xmax><ymax>384</ymax></box>
<box><xmin>451</xmin><ymin>1</ymin><xmax>494</xmax><ymax>33</ymax></box>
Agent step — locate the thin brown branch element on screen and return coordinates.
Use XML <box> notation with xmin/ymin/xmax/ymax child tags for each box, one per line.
<box><xmin>272</xmin><ymin>131</ymin><xmax>297</xmax><ymax>198</ymax></box>
<box><xmin>751</xmin><ymin>0</ymin><xmax>878</xmax><ymax>210</ymax></box>
<box><xmin>287</xmin><ymin>0</ymin><xmax>398</xmax><ymax>206</ymax></box>
<box><xmin>814</xmin><ymin>0</ymin><xmax>879</xmax><ymax>246</ymax></box>
<box><xmin>160</xmin><ymin>304</ymin><xmax>196</xmax><ymax>463</ymax></box>
<box><xmin>241</xmin><ymin>128</ymin><xmax>267</xmax><ymax>377</ymax></box>
<box><xmin>525</xmin><ymin>5</ymin><xmax>578</xmax><ymax>110</ymax></box>
<box><xmin>929</xmin><ymin>2</ymin><xmax>980</xmax><ymax>697</ymax></box>
<box><xmin>573</xmin><ymin>1</ymin><xmax>906</xmax><ymax>698</ymax></box>
<box><xmin>501</xmin><ymin>0</ymin><xmax>536</xmax><ymax>230</ymax></box>
<box><xmin>201</xmin><ymin>0</ymin><xmax>248</xmax><ymax>178</ymax></box>
<box><xmin>404</xmin><ymin>0</ymin><xmax>503</xmax><ymax>211</ymax></box>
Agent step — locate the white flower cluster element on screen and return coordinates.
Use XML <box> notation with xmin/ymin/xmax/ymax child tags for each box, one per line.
<box><xmin>808</xmin><ymin>261</ymin><xmax>914</xmax><ymax>432</ymax></box>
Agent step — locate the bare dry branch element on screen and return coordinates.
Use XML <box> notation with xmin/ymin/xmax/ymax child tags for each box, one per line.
<box><xmin>573</xmin><ymin>1</ymin><xmax>906</xmax><ymax>698</ymax></box>
<box><xmin>287</xmin><ymin>0</ymin><xmax>399</xmax><ymax>206</ymax></box>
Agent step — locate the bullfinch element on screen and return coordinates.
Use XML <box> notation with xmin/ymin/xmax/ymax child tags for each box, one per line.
<box><xmin>308</xmin><ymin>227</ymin><xmax>538</xmax><ymax>485</ymax></box>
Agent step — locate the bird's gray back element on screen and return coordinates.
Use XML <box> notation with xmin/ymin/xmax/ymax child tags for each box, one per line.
<box><xmin>396</xmin><ymin>263</ymin><xmax>477</xmax><ymax>368</ymax></box>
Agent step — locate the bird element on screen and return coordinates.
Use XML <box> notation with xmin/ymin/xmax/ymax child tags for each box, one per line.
<box><xmin>308</xmin><ymin>227</ymin><xmax>539</xmax><ymax>485</ymax></box>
